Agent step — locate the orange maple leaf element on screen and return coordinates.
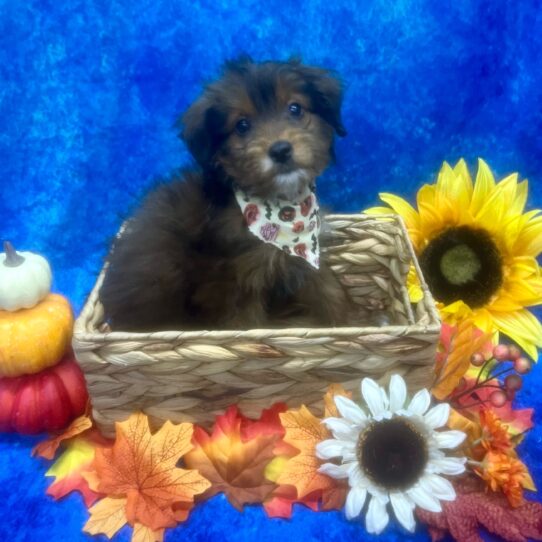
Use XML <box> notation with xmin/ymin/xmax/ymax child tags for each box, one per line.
<box><xmin>91</xmin><ymin>413</ymin><xmax>211</xmax><ymax>531</ymax></box>
<box><xmin>183</xmin><ymin>406</ymin><xmax>279</xmax><ymax>511</ymax></box>
<box><xmin>275</xmin><ymin>405</ymin><xmax>347</xmax><ymax>508</ymax></box>
<box><xmin>32</xmin><ymin>415</ymin><xmax>93</xmax><ymax>460</ymax></box>
<box><xmin>84</xmin><ymin>495</ymin><xmax>165</xmax><ymax>542</ymax></box>
<box><xmin>433</xmin><ymin>321</ymin><xmax>493</xmax><ymax>400</ymax></box>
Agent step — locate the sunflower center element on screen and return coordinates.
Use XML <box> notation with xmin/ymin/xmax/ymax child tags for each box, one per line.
<box><xmin>440</xmin><ymin>244</ymin><xmax>481</xmax><ymax>285</ymax></box>
<box><xmin>357</xmin><ymin>418</ymin><xmax>428</xmax><ymax>490</ymax></box>
<box><xmin>419</xmin><ymin>226</ymin><xmax>503</xmax><ymax>308</ymax></box>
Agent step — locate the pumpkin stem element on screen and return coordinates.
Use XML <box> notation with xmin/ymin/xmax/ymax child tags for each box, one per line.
<box><xmin>3</xmin><ymin>241</ymin><xmax>26</xmax><ymax>267</ymax></box>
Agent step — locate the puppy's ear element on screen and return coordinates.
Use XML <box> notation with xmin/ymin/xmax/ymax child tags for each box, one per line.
<box><xmin>223</xmin><ymin>54</ymin><xmax>254</xmax><ymax>74</ymax></box>
<box><xmin>180</xmin><ymin>94</ymin><xmax>227</xmax><ymax>170</ymax></box>
<box><xmin>295</xmin><ymin>64</ymin><xmax>347</xmax><ymax>137</ymax></box>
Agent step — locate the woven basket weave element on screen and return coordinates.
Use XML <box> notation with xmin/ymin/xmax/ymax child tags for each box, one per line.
<box><xmin>73</xmin><ymin>214</ymin><xmax>441</xmax><ymax>437</ymax></box>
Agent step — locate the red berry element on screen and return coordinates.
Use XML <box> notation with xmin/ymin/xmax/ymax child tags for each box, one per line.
<box><xmin>508</xmin><ymin>345</ymin><xmax>522</xmax><ymax>361</ymax></box>
<box><xmin>506</xmin><ymin>388</ymin><xmax>516</xmax><ymax>401</ymax></box>
<box><xmin>493</xmin><ymin>344</ymin><xmax>510</xmax><ymax>362</ymax></box>
<box><xmin>489</xmin><ymin>390</ymin><xmax>508</xmax><ymax>407</ymax></box>
<box><xmin>514</xmin><ymin>357</ymin><xmax>531</xmax><ymax>374</ymax></box>
<box><xmin>505</xmin><ymin>374</ymin><xmax>522</xmax><ymax>391</ymax></box>
<box><xmin>471</xmin><ymin>353</ymin><xmax>485</xmax><ymax>367</ymax></box>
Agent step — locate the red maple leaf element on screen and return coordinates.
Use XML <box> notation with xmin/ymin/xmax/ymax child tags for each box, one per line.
<box><xmin>184</xmin><ymin>406</ymin><xmax>279</xmax><ymax>511</ymax></box>
<box><xmin>47</xmin><ymin>469</ymin><xmax>102</xmax><ymax>507</ymax></box>
<box><xmin>263</xmin><ymin>485</ymin><xmax>320</xmax><ymax>518</ymax></box>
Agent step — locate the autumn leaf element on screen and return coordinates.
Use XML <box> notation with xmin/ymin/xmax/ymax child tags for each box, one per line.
<box><xmin>184</xmin><ymin>406</ymin><xmax>278</xmax><ymax>511</ymax></box>
<box><xmin>45</xmin><ymin>437</ymin><xmax>102</xmax><ymax>507</ymax></box>
<box><xmin>275</xmin><ymin>405</ymin><xmax>347</xmax><ymax>508</ymax></box>
<box><xmin>323</xmin><ymin>384</ymin><xmax>351</xmax><ymax>417</ymax></box>
<box><xmin>84</xmin><ymin>496</ymin><xmax>128</xmax><ymax>539</ymax></box>
<box><xmin>33</xmin><ymin>415</ymin><xmax>93</xmax><ymax>460</ymax></box>
<box><xmin>263</xmin><ymin>387</ymin><xmax>351</xmax><ymax>517</ymax></box>
<box><xmin>454</xmin><ymin>377</ymin><xmax>534</xmax><ymax>439</ymax></box>
<box><xmin>417</xmin><ymin>476</ymin><xmax>542</xmax><ymax>542</ymax></box>
<box><xmin>263</xmin><ymin>483</ymin><xmax>319</xmax><ymax>518</ymax></box>
<box><xmin>447</xmin><ymin>408</ymin><xmax>483</xmax><ymax>455</ymax></box>
<box><xmin>92</xmin><ymin>413</ymin><xmax>210</xmax><ymax>531</ymax></box>
<box><xmin>239</xmin><ymin>402</ymin><xmax>287</xmax><ymax>442</ymax></box>
<box><xmin>433</xmin><ymin>322</ymin><xmax>493</xmax><ymax>400</ymax></box>
<box><xmin>132</xmin><ymin>523</ymin><xmax>164</xmax><ymax>542</ymax></box>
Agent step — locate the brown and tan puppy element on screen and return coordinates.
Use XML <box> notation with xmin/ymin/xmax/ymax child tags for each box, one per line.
<box><xmin>99</xmin><ymin>57</ymin><xmax>350</xmax><ymax>331</ymax></box>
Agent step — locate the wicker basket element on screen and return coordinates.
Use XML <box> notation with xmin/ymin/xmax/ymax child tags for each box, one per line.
<box><xmin>73</xmin><ymin>214</ymin><xmax>440</xmax><ymax>437</ymax></box>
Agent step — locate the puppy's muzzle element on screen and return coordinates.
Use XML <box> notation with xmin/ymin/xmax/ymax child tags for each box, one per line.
<box><xmin>268</xmin><ymin>140</ymin><xmax>293</xmax><ymax>164</ymax></box>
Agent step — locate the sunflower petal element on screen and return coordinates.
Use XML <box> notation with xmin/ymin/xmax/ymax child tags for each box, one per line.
<box><xmin>515</xmin><ymin>212</ymin><xmax>542</xmax><ymax>256</ymax></box>
<box><xmin>389</xmin><ymin>374</ymin><xmax>407</xmax><ymax>412</ymax></box>
<box><xmin>365</xmin><ymin>205</ymin><xmax>397</xmax><ymax>216</ymax></box>
<box><xmin>345</xmin><ymin>486</ymin><xmax>367</xmax><ymax>520</ymax></box>
<box><xmin>379</xmin><ymin>193</ymin><xmax>421</xmax><ymax>231</ymax></box>
<box><xmin>424</xmin><ymin>403</ymin><xmax>450</xmax><ymax>429</ymax></box>
<box><xmin>361</xmin><ymin>378</ymin><xmax>388</xmax><ymax>419</ymax></box>
<box><xmin>348</xmin><ymin>464</ymin><xmax>368</xmax><ymax>487</ymax></box>
<box><xmin>491</xmin><ymin>309</ymin><xmax>542</xmax><ymax>360</ymax></box>
<box><xmin>366</xmin><ymin>496</ymin><xmax>390</xmax><ymax>534</ymax></box>
<box><xmin>510</xmin><ymin>179</ymin><xmax>528</xmax><ymax>215</ymax></box>
<box><xmin>428</xmin><ymin>456</ymin><xmax>466</xmax><ymax>476</ymax></box>
<box><xmin>434</xmin><ymin>430</ymin><xmax>466</xmax><ymax>449</ymax></box>
<box><xmin>333</xmin><ymin>396</ymin><xmax>367</xmax><ymax>425</ymax></box>
<box><xmin>437</xmin><ymin>160</ymin><xmax>472</xmax><ymax>217</ymax></box>
<box><xmin>315</xmin><ymin>439</ymin><xmax>354</xmax><ymax>460</ymax></box>
<box><xmin>318</xmin><ymin>462</ymin><xmax>352</xmax><ymax>479</ymax></box>
<box><xmin>470</xmin><ymin>158</ymin><xmax>496</xmax><ymax>216</ymax></box>
<box><xmin>407</xmin><ymin>485</ymin><xmax>442</xmax><ymax>513</ymax></box>
<box><xmin>407</xmin><ymin>389</ymin><xmax>431</xmax><ymax>416</ymax></box>
<box><xmin>419</xmin><ymin>473</ymin><xmax>457</xmax><ymax>501</ymax></box>
<box><xmin>452</xmin><ymin>159</ymin><xmax>473</xmax><ymax>194</ymax></box>
<box><xmin>322</xmin><ymin>417</ymin><xmax>358</xmax><ymax>441</ymax></box>
<box><xmin>390</xmin><ymin>492</ymin><xmax>416</xmax><ymax>532</ymax></box>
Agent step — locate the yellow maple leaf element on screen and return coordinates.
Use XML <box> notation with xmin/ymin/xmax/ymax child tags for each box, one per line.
<box><xmin>132</xmin><ymin>523</ymin><xmax>164</xmax><ymax>542</ymax></box>
<box><xmin>323</xmin><ymin>384</ymin><xmax>351</xmax><ymax>417</ymax></box>
<box><xmin>46</xmin><ymin>437</ymin><xmax>95</xmax><ymax>481</ymax></box>
<box><xmin>276</xmin><ymin>405</ymin><xmax>346</xmax><ymax>504</ymax></box>
<box><xmin>84</xmin><ymin>496</ymin><xmax>128</xmax><ymax>538</ymax></box>
<box><xmin>447</xmin><ymin>408</ymin><xmax>482</xmax><ymax>452</ymax></box>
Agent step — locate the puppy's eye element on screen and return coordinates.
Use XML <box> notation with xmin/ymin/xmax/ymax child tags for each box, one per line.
<box><xmin>288</xmin><ymin>103</ymin><xmax>303</xmax><ymax>117</ymax></box>
<box><xmin>235</xmin><ymin>118</ymin><xmax>251</xmax><ymax>135</ymax></box>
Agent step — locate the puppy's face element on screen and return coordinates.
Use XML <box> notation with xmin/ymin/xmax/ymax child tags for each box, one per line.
<box><xmin>182</xmin><ymin>59</ymin><xmax>346</xmax><ymax>201</ymax></box>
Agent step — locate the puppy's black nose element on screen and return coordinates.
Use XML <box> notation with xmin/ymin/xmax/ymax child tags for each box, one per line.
<box><xmin>268</xmin><ymin>140</ymin><xmax>293</xmax><ymax>163</ymax></box>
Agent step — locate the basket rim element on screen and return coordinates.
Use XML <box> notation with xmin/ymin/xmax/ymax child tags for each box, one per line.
<box><xmin>73</xmin><ymin>213</ymin><xmax>441</xmax><ymax>343</ymax></box>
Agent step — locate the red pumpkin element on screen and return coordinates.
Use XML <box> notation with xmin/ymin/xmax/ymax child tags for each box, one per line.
<box><xmin>0</xmin><ymin>351</ymin><xmax>88</xmax><ymax>434</ymax></box>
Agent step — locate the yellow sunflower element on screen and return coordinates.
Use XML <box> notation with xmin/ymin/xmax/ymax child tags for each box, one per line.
<box><xmin>366</xmin><ymin>159</ymin><xmax>542</xmax><ymax>359</ymax></box>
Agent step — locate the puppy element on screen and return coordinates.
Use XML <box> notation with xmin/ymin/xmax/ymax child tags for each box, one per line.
<box><xmin>99</xmin><ymin>57</ymin><xmax>350</xmax><ymax>331</ymax></box>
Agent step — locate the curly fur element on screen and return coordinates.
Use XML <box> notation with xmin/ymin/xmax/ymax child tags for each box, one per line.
<box><xmin>99</xmin><ymin>57</ymin><xmax>350</xmax><ymax>331</ymax></box>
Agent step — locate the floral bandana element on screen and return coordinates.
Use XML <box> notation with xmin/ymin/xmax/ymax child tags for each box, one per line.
<box><xmin>234</xmin><ymin>185</ymin><xmax>321</xmax><ymax>268</ymax></box>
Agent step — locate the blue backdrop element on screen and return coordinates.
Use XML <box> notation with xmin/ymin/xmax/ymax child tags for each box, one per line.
<box><xmin>1</xmin><ymin>0</ymin><xmax>541</xmax><ymax>540</ymax></box>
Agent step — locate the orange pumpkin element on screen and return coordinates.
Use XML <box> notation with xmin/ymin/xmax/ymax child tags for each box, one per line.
<box><xmin>0</xmin><ymin>352</ymin><xmax>88</xmax><ymax>433</ymax></box>
<box><xmin>0</xmin><ymin>293</ymin><xmax>74</xmax><ymax>377</ymax></box>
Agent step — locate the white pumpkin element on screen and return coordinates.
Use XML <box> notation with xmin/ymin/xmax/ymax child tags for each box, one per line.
<box><xmin>0</xmin><ymin>241</ymin><xmax>52</xmax><ymax>311</ymax></box>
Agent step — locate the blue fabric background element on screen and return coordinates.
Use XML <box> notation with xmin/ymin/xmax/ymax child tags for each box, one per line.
<box><xmin>0</xmin><ymin>0</ymin><xmax>541</xmax><ymax>540</ymax></box>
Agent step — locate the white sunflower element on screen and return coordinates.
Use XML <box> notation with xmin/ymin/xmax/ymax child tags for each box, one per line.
<box><xmin>316</xmin><ymin>375</ymin><xmax>466</xmax><ymax>534</ymax></box>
